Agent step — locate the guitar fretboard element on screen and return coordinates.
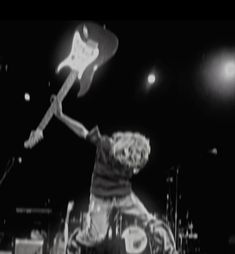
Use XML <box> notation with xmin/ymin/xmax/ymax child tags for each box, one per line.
<box><xmin>37</xmin><ymin>70</ymin><xmax>78</xmax><ymax>131</ymax></box>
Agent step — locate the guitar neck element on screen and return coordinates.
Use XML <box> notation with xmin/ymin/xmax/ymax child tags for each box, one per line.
<box><xmin>65</xmin><ymin>210</ymin><xmax>70</xmax><ymax>225</ymax></box>
<box><xmin>37</xmin><ymin>70</ymin><xmax>78</xmax><ymax>131</ymax></box>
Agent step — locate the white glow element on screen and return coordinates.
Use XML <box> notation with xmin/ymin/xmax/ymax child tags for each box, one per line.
<box><xmin>24</xmin><ymin>93</ymin><xmax>30</xmax><ymax>101</ymax></box>
<box><xmin>223</xmin><ymin>61</ymin><xmax>235</xmax><ymax>79</ymax></box>
<box><xmin>147</xmin><ymin>73</ymin><xmax>156</xmax><ymax>84</ymax></box>
<box><xmin>200</xmin><ymin>49</ymin><xmax>235</xmax><ymax>102</ymax></box>
<box><xmin>209</xmin><ymin>147</ymin><xmax>217</xmax><ymax>155</ymax></box>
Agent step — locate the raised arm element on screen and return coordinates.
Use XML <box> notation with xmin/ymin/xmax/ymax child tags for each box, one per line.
<box><xmin>56</xmin><ymin>112</ymin><xmax>89</xmax><ymax>139</ymax></box>
<box><xmin>52</xmin><ymin>96</ymin><xmax>88</xmax><ymax>139</ymax></box>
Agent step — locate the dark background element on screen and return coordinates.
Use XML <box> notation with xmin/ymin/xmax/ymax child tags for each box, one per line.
<box><xmin>0</xmin><ymin>20</ymin><xmax>235</xmax><ymax>253</ymax></box>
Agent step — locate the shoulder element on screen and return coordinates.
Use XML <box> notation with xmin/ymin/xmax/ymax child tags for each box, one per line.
<box><xmin>86</xmin><ymin>126</ymin><xmax>112</xmax><ymax>150</ymax></box>
<box><xmin>86</xmin><ymin>125</ymin><xmax>101</xmax><ymax>145</ymax></box>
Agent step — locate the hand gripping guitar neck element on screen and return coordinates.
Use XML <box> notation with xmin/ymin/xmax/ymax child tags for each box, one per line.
<box><xmin>24</xmin><ymin>22</ymin><xmax>118</xmax><ymax>149</ymax></box>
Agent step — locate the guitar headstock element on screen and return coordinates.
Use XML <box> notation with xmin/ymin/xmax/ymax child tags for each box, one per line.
<box><xmin>24</xmin><ymin>129</ymin><xmax>43</xmax><ymax>149</ymax></box>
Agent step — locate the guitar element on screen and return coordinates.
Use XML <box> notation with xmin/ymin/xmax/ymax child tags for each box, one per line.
<box><xmin>24</xmin><ymin>22</ymin><xmax>118</xmax><ymax>149</ymax></box>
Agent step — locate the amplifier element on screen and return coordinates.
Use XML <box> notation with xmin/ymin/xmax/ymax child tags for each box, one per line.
<box><xmin>15</xmin><ymin>239</ymin><xmax>43</xmax><ymax>254</ymax></box>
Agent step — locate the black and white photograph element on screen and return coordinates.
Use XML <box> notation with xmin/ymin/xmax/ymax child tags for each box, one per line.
<box><xmin>0</xmin><ymin>20</ymin><xmax>234</xmax><ymax>254</ymax></box>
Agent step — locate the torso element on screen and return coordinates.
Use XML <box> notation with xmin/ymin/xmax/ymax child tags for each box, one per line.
<box><xmin>90</xmin><ymin>136</ymin><xmax>133</xmax><ymax>197</ymax></box>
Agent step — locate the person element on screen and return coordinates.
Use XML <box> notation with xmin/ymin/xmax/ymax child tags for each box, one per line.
<box><xmin>52</xmin><ymin>96</ymin><xmax>177</xmax><ymax>254</ymax></box>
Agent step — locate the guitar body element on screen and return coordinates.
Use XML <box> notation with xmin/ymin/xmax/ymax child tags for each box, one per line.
<box><xmin>24</xmin><ymin>21</ymin><xmax>118</xmax><ymax>148</ymax></box>
<box><xmin>74</xmin><ymin>22</ymin><xmax>119</xmax><ymax>97</ymax></box>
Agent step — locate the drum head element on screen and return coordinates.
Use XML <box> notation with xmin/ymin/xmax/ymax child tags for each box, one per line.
<box><xmin>121</xmin><ymin>225</ymin><xmax>148</xmax><ymax>254</ymax></box>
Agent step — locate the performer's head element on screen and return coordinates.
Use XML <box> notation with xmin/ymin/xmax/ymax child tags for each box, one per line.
<box><xmin>111</xmin><ymin>131</ymin><xmax>151</xmax><ymax>173</ymax></box>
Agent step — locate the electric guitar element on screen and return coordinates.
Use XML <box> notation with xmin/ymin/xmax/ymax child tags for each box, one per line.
<box><xmin>24</xmin><ymin>22</ymin><xmax>118</xmax><ymax>149</ymax></box>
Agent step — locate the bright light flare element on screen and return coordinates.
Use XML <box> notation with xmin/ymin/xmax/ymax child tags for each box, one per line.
<box><xmin>147</xmin><ymin>73</ymin><xmax>156</xmax><ymax>84</ymax></box>
<box><xmin>18</xmin><ymin>157</ymin><xmax>22</xmax><ymax>163</ymax></box>
<box><xmin>208</xmin><ymin>147</ymin><xmax>218</xmax><ymax>155</ymax></box>
<box><xmin>145</xmin><ymin>71</ymin><xmax>159</xmax><ymax>93</ymax></box>
<box><xmin>200</xmin><ymin>49</ymin><xmax>235</xmax><ymax>102</ymax></box>
<box><xmin>24</xmin><ymin>93</ymin><xmax>30</xmax><ymax>101</ymax></box>
<box><xmin>223</xmin><ymin>61</ymin><xmax>235</xmax><ymax>80</ymax></box>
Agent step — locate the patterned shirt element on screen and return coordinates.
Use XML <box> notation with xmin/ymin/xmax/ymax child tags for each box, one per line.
<box><xmin>86</xmin><ymin>126</ymin><xmax>133</xmax><ymax>198</ymax></box>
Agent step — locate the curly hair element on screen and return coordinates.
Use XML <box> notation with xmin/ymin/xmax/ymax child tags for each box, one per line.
<box><xmin>111</xmin><ymin>131</ymin><xmax>151</xmax><ymax>171</ymax></box>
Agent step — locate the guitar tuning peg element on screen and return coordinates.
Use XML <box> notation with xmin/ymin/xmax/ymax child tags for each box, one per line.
<box><xmin>83</xmin><ymin>25</ymin><xmax>88</xmax><ymax>39</ymax></box>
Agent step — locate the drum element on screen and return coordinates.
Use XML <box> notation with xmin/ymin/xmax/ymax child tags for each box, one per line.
<box><xmin>67</xmin><ymin>215</ymin><xmax>150</xmax><ymax>254</ymax></box>
<box><xmin>117</xmin><ymin>213</ymin><xmax>161</xmax><ymax>254</ymax></box>
<box><xmin>121</xmin><ymin>224</ymin><xmax>148</xmax><ymax>254</ymax></box>
<box><xmin>67</xmin><ymin>211</ymin><xmax>164</xmax><ymax>254</ymax></box>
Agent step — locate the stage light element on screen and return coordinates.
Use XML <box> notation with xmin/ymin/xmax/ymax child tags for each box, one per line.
<box><xmin>223</xmin><ymin>60</ymin><xmax>235</xmax><ymax>80</ymax></box>
<box><xmin>145</xmin><ymin>71</ymin><xmax>159</xmax><ymax>92</ymax></box>
<box><xmin>199</xmin><ymin>48</ymin><xmax>235</xmax><ymax>103</ymax></box>
<box><xmin>24</xmin><ymin>93</ymin><xmax>30</xmax><ymax>101</ymax></box>
<box><xmin>147</xmin><ymin>73</ymin><xmax>156</xmax><ymax>85</ymax></box>
<box><xmin>208</xmin><ymin>147</ymin><xmax>217</xmax><ymax>155</ymax></box>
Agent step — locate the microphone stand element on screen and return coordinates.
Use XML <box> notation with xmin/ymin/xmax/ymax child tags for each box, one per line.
<box><xmin>0</xmin><ymin>157</ymin><xmax>16</xmax><ymax>187</ymax></box>
<box><xmin>166</xmin><ymin>165</ymin><xmax>180</xmax><ymax>251</ymax></box>
<box><xmin>174</xmin><ymin>166</ymin><xmax>179</xmax><ymax>250</ymax></box>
